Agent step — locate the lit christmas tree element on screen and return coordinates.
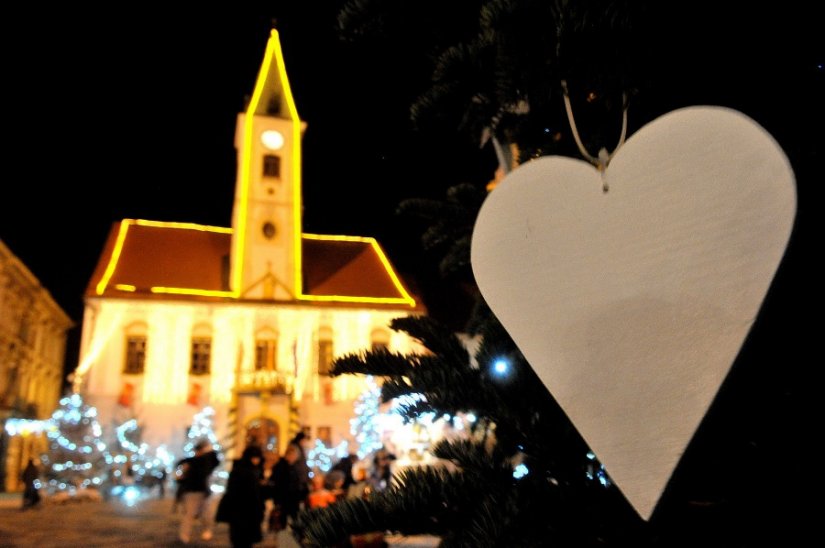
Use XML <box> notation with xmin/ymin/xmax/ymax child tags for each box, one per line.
<box><xmin>182</xmin><ymin>406</ymin><xmax>221</xmax><ymax>455</ymax></box>
<box><xmin>180</xmin><ymin>406</ymin><xmax>226</xmax><ymax>493</ymax></box>
<box><xmin>110</xmin><ymin>419</ymin><xmax>169</xmax><ymax>494</ymax></box>
<box><xmin>41</xmin><ymin>393</ymin><xmax>109</xmax><ymax>497</ymax></box>
<box><xmin>350</xmin><ymin>375</ymin><xmax>384</xmax><ymax>459</ymax></box>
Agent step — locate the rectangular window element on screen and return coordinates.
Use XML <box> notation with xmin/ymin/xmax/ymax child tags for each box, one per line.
<box><xmin>190</xmin><ymin>337</ymin><xmax>211</xmax><ymax>375</ymax></box>
<box><xmin>124</xmin><ymin>336</ymin><xmax>146</xmax><ymax>375</ymax></box>
<box><xmin>263</xmin><ymin>154</ymin><xmax>280</xmax><ymax>178</ymax></box>
<box><xmin>317</xmin><ymin>340</ymin><xmax>334</xmax><ymax>376</ymax></box>
<box><xmin>255</xmin><ymin>339</ymin><xmax>277</xmax><ymax>371</ymax></box>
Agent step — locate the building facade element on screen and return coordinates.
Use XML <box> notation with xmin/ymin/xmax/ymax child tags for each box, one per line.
<box><xmin>0</xmin><ymin>239</ymin><xmax>73</xmax><ymax>491</ymax></box>
<box><xmin>75</xmin><ymin>30</ymin><xmax>425</xmax><ymax>462</ymax></box>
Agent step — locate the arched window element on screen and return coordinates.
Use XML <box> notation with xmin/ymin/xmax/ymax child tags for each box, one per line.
<box><xmin>370</xmin><ymin>328</ymin><xmax>390</xmax><ymax>353</ymax></box>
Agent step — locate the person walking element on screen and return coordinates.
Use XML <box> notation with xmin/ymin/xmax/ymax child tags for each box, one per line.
<box><xmin>176</xmin><ymin>440</ymin><xmax>220</xmax><ymax>544</ymax></box>
<box><xmin>20</xmin><ymin>459</ymin><xmax>41</xmax><ymax>510</ymax></box>
<box><xmin>267</xmin><ymin>443</ymin><xmax>306</xmax><ymax>532</ymax></box>
<box><xmin>216</xmin><ymin>445</ymin><xmax>265</xmax><ymax>548</ymax></box>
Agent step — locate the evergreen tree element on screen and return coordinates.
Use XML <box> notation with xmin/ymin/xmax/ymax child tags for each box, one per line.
<box><xmin>41</xmin><ymin>393</ymin><xmax>109</xmax><ymax>496</ymax></box>
<box><xmin>350</xmin><ymin>375</ymin><xmax>385</xmax><ymax>459</ymax></box>
<box><xmin>182</xmin><ymin>406</ymin><xmax>222</xmax><ymax>457</ymax></box>
<box><xmin>337</xmin><ymin>0</ymin><xmax>647</xmax><ymax>169</ymax></box>
<box><xmin>292</xmin><ymin>6</ymin><xmax>645</xmax><ymax>546</ymax></box>
<box><xmin>181</xmin><ymin>406</ymin><xmax>227</xmax><ymax>492</ymax></box>
<box><xmin>111</xmin><ymin>418</ymin><xmax>168</xmax><ymax>491</ymax></box>
<box><xmin>295</xmin><ymin>0</ymin><xmax>815</xmax><ymax>545</ymax></box>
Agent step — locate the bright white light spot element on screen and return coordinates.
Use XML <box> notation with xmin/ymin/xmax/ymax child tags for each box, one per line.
<box><xmin>261</xmin><ymin>130</ymin><xmax>285</xmax><ymax>150</ymax></box>
<box><xmin>122</xmin><ymin>486</ymin><xmax>141</xmax><ymax>507</ymax></box>
<box><xmin>493</xmin><ymin>359</ymin><xmax>509</xmax><ymax>375</ymax></box>
<box><xmin>513</xmin><ymin>463</ymin><xmax>529</xmax><ymax>479</ymax></box>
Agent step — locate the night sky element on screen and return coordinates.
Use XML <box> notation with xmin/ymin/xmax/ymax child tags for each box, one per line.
<box><xmin>1</xmin><ymin>2</ymin><xmax>822</xmax><ymax>542</ymax></box>
<box><xmin>2</xmin><ymin>7</ymin><xmax>498</xmax><ymax>365</ymax></box>
<box><xmin>1</xmin><ymin>5</ymin><xmax>820</xmax><ymax>366</ymax></box>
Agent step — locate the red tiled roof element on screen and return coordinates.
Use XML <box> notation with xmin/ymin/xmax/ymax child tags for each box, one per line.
<box><xmin>86</xmin><ymin>220</ymin><xmax>421</xmax><ymax>310</ymax></box>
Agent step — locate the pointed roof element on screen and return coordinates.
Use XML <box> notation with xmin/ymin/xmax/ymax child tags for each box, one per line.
<box><xmin>86</xmin><ymin>220</ymin><xmax>421</xmax><ymax>309</ymax></box>
<box><xmin>249</xmin><ymin>28</ymin><xmax>299</xmax><ymax>121</ymax></box>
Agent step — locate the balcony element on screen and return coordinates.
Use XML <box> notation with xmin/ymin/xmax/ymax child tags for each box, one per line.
<box><xmin>235</xmin><ymin>370</ymin><xmax>294</xmax><ymax>395</ymax></box>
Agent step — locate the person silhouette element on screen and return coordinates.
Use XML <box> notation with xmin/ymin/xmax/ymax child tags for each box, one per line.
<box><xmin>21</xmin><ymin>459</ymin><xmax>41</xmax><ymax>510</ymax></box>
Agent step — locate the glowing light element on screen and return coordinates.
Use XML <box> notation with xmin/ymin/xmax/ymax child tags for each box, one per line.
<box><xmin>111</xmin><ymin>485</ymin><xmax>142</xmax><ymax>507</ymax></box>
<box><xmin>116</xmin><ymin>420</ymin><xmax>141</xmax><ymax>453</ymax></box>
<box><xmin>44</xmin><ymin>393</ymin><xmax>109</xmax><ymax>496</ymax></box>
<box><xmin>95</xmin><ymin>219</ymin><xmax>232</xmax><ymax>296</ymax></box>
<box><xmin>493</xmin><ymin>359</ymin><xmax>509</xmax><ymax>375</ymax></box>
<box><xmin>236</xmin><ymin>29</ymin><xmax>303</xmax><ymax>297</ymax></box>
<box><xmin>73</xmin><ymin>306</ymin><xmax>125</xmax><ymax>384</ymax></box>
<box><xmin>96</xmin><ymin>220</ymin><xmax>131</xmax><ymax>294</ymax></box>
<box><xmin>350</xmin><ymin>376</ymin><xmax>385</xmax><ymax>459</ymax></box>
<box><xmin>261</xmin><ymin>129</ymin><xmax>285</xmax><ymax>150</ymax></box>
<box><xmin>584</xmin><ymin>451</ymin><xmax>612</xmax><ymax>487</ymax></box>
<box><xmin>307</xmin><ymin>439</ymin><xmax>349</xmax><ymax>472</ymax></box>
<box><xmin>115</xmin><ymin>284</ymin><xmax>136</xmax><ymax>292</ymax></box>
<box><xmin>4</xmin><ymin>418</ymin><xmax>50</xmax><ymax>436</ymax></box>
<box><xmin>300</xmin><ymin>234</ymin><xmax>416</xmax><ymax>306</ymax></box>
<box><xmin>150</xmin><ymin>287</ymin><xmax>234</xmax><ymax>298</ymax></box>
<box><xmin>513</xmin><ymin>463</ymin><xmax>529</xmax><ymax>479</ymax></box>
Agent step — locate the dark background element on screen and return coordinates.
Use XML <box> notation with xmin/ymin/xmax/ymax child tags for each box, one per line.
<box><xmin>1</xmin><ymin>4</ymin><xmax>820</xmax><ymax>373</ymax></box>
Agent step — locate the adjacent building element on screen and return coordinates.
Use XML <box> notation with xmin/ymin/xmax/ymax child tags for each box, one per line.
<box><xmin>0</xmin><ymin>238</ymin><xmax>73</xmax><ymax>491</ymax></box>
<box><xmin>74</xmin><ymin>29</ymin><xmax>425</xmax><ymax>461</ymax></box>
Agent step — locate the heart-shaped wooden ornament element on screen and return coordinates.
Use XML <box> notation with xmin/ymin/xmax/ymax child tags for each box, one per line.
<box><xmin>471</xmin><ymin>106</ymin><xmax>796</xmax><ymax>520</ymax></box>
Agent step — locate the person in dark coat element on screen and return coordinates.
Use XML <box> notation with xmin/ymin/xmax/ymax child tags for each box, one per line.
<box><xmin>21</xmin><ymin>459</ymin><xmax>41</xmax><ymax>509</ymax></box>
<box><xmin>176</xmin><ymin>440</ymin><xmax>221</xmax><ymax>543</ymax></box>
<box><xmin>287</xmin><ymin>432</ymin><xmax>311</xmax><ymax>505</ymax></box>
<box><xmin>267</xmin><ymin>443</ymin><xmax>304</xmax><ymax>531</ymax></box>
<box><xmin>216</xmin><ymin>446</ymin><xmax>265</xmax><ymax>548</ymax></box>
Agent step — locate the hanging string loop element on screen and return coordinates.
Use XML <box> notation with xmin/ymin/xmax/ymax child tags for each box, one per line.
<box><xmin>561</xmin><ymin>80</ymin><xmax>628</xmax><ymax>192</ymax></box>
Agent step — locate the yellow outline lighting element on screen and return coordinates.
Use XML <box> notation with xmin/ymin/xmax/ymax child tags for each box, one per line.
<box><xmin>95</xmin><ymin>221</ymin><xmax>413</xmax><ymax>306</ymax></box>
<box><xmin>300</xmin><ymin>234</ymin><xmax>416</xmax><ymax>307</ymax></box>
<box><xmin>134</xmin><ymin>219</ymin><xmax>233</xmax><ymax>233</ymax></box>
<box><xmin>150</xmin><ymin>287</ymin><xmax>235</xmax><ymax>298</ymax></box>
<box><xmin>95</xmin><ymin>219</ymin><xmax>233</xmax><ymax>296</ymax></box>
<box><xmin>96</xmin><ymin>220</ymin><xmax>131</xmax><ymax>295</ymax></box>
<box><xmin>235</xmin><ymin>29</ymin><xmax>303</xmax><ymax>298</ymax></box>
<box><xmin>95</xmin><ymin>34</ymin><xmax>414</xmax><ymax>309</ymax></box>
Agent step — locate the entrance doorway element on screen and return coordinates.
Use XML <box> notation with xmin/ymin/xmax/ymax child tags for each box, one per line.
<box><xmin>245</xmin><ymin>417</ymin><xmax>280</xmax><ymax>468</ymax></box>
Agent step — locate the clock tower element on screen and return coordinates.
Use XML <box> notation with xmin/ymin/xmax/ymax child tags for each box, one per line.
<box><xmin>230</xmin><ymin>29</ymin><xmax>306</xmax><ymax>300</ymax></box>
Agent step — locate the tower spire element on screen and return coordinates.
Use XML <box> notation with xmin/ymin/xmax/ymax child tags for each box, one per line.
<box><xmin>230</xmin><ymin>29</ymin><xmax>305</xmax><ymax>300</ymax></box>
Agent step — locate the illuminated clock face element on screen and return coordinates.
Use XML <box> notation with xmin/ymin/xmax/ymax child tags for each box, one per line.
<box><xmin>261</xmin><ymin>130</ymin><xmax>284</xmax><ymax>150</ymax></box>
<box><xmin>262</xmin><ymin>221</ymin><xmax>276</xmax><ymax>240</ymax></box>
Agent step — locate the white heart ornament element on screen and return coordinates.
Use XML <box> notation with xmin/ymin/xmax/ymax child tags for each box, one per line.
<box><xmin>471</xmin><ymin>106</ymin><xmax>796</xmax><ymax>520</ymax></box>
